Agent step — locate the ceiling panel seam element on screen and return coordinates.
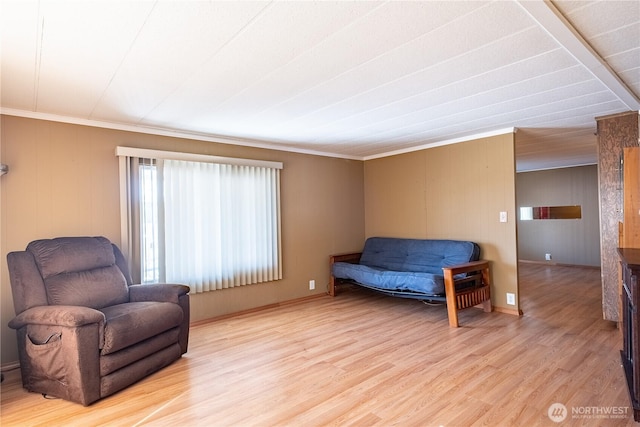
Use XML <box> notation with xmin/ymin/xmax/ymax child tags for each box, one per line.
<box><xmin>303</xmin><ymin>49</ymin><xmax>580</xmax><ymax>144</ymax></box>
<box><xmin>89</xmin><ymin>1</ymin><xmax>159</xmax><ymax>119</ymax></box>
<box><xmin>516</xmin><ymin>0</ymin><xmax>640</xmax><ymax>109</ymax></box>
<box><xmin>258</xmin><ymin>23</ymin><xmax>542</xmax><ymax>138</ymax></box>
<box><xmin>138</xmin><ymin>1</ymin><xmax>274</xmax><ymax>125</ymax></box>
<box><xmin>33</xmin><ymin>3</ymin><xmax>44</xmax><ymax>111</ymax></box>
<box><xmin>239</xmin><ymin>1</ymin><xmax>498</xmax><ymax>124</ymax></box>
<box><xmin>201</xmin><ymin>1</ymin><xmax>390</xmax><ymax>117</ymax></box>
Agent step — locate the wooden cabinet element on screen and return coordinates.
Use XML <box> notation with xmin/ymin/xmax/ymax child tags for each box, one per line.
<box><xmin>620</xmin><ymin>249</ymin><xmax>640</xmax><ymax>422</ymax></box>
<box><xmin>619</xmin><ymin>146</ymin><xmax>640</xmax><ymax>421</ymax></box>
<box><xmin>623</xmin><ymin>147</ymin><xmax>640</xmax><ymax>248</ymax></box>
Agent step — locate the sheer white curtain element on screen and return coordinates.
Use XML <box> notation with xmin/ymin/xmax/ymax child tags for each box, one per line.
<box><xmin>117</xmin><ymin>147</ymin><xmax>282</xmax><ymax>293</ymax></box>
<box><xmin>162</xmin><ymin>160</ymin><xmax>282</xmax><ymax>292</ymax></box>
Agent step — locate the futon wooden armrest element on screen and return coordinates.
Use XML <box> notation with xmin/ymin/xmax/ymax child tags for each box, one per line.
<box><xmin>330</xmin><ymin>252</ymin><xmax>362</xmax><ymax>264</ymax></box>
<box><xmin>329</xmin><ymin>252</ymin><xmax>362</xmax><ymax>297</ymax></box>
<box><xmin>442</xmin><ymin>260</ymin><xmax>490</xmax><ymax>276</ymax></box>
<box><xmin>442</xmin><ymin>260</ymin><xmax>492</xmax><ymax>327</ymax></box>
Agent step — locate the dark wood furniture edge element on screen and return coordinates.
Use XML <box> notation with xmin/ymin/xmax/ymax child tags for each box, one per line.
<box><xmin>618</xmin><ymin>248</ymin><xmax>640</xmax><ymax>422</ymax></box>
<box><xmin>329</xmin><ymin>252</ymin><xmax>362</xmax><ymax>296</ymax></box>
<box><xmin>443</xmin><ymin>260</ymin><xmax>492</xmax><ymax>328</ymax></box>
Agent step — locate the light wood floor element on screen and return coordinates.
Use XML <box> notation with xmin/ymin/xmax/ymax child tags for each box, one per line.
<box><xmin>1</xmin><ymin>263</ymin><xmax>636</xmax><ymax>426</ymax></box>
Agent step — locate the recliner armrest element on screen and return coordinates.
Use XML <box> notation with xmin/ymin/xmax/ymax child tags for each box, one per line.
<box><xmin>129</xmin><ymin>284</ymin><xmax>190</xmax><ymax>304</ymax></box>
<box><xmin>8</xmin><ymin>305</ymin><xmax>105</xmax><ymax>330</ymax></box>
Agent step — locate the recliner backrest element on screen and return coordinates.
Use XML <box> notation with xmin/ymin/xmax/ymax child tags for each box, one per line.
<box><xmin>24</xmin><ymin>237</ymin><xmax>129</xmax><ymax>309</ymax></box>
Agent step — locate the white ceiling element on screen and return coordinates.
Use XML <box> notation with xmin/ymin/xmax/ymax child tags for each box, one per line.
<box><xmin>1</xmin><ymin>0</ymin><xmax>639</xmax><ymax>171</ymax></box>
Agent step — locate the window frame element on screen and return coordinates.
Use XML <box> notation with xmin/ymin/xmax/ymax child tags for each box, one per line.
<box><xmin>116</xmin><ymin>146</ymin><xmax>283</xmax><ymax>290</ymax></box>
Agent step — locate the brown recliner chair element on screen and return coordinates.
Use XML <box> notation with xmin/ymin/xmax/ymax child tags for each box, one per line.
<box><xmin>7</xmin><ymin>236</ymin><xmax>190</xmax><ymax>406</ymax></box>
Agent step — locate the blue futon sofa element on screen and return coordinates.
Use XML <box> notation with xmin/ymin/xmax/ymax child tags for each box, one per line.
<box><xmin>330</xmin><ymin>237</ymin><xmax>492</xmax><ymax>327</ymax></box>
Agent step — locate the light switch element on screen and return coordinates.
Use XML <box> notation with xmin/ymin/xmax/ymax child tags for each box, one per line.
<box><xmin>499</xmin><ymin>211</ymin><xmax>508</xmax><ymax>223</ymax></box>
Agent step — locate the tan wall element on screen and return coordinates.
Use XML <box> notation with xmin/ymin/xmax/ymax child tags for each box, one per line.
<box><xmin>516</xmin><ymin>165</ymin><xmax>600</xmax><ymax>266</ymax></box>
<box><xmin>0</xmin><ymin>115</ymin><xmax>365</xmax><ymax>365</ymax></box>
<box><xmin>364</xmin><ymin>133</ymin><xmax>519</xmax><ymax>312</ymax></box>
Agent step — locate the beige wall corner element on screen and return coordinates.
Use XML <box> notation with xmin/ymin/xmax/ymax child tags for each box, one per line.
<box><xmin>0</xmin><ymin>115</ymin><xmax>365</xmax><ymax>365</ymax></box>
<box><xmin>363</xmin><ymin>133</ymin><xmax>519</xmax><ymax>314</ymax></box>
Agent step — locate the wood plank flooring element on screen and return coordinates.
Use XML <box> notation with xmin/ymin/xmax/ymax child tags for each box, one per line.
<box><xmin>1</xmin><ymin>263</ymin><xmax>636</xmax><ymax>426</ymax></box>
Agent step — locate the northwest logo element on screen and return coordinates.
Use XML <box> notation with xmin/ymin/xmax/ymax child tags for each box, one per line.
<box><xmin>548</xmin><ymin>403</ymin><xmax>568</xmax><ymax>423</ymax></box>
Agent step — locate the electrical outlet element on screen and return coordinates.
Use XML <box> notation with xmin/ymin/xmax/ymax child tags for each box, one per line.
<box><xmin>499</xmin><ymin>211</ymin><xmax>508</xmax><ymax>223</ymax></box>
<box><xmin>506</xmin><ymin>293</ymin><xmax>516</xmax><ymax>305</ymax></box>
<box><xmin>545</xmin><ymin>253</ymin><xmax>552</xmax><ymax>261</ymax></box>
<box><xmin>309</xmin><ymin>280</ymin><xmax>315</xmax><ymax>290</ymax></box>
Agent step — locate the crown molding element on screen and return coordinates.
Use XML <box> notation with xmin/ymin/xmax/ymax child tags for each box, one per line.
<box><xmin>0</xmin><ymin>108</ymin><xmax>363</xmax><ymax>161</ymax></box>
<box><xmin>363</xmin><ymin>128</ymin><xmax>517</xmax><ymax>161</ymax></box>
<box><xmin>2</xmin><ymin>108</ymin><xmax>517</xmax><ymax>162</ymax></box>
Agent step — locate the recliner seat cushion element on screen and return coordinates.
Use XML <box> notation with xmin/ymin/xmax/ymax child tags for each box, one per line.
<box><xmin>100</xmin><ymin>302</ymin><xmax>183</xmax><ymax>355</ymax></box>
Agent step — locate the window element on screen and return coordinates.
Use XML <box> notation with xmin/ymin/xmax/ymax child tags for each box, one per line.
<box><xmin>117</xmin><ymin>147</ymin><xmax>282</xmax><ymax>293</ymax></box>
<box><xmin>140</xmin><ymin>159</ymin><xmax>160</xmax><ymax>283</ymax></box>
